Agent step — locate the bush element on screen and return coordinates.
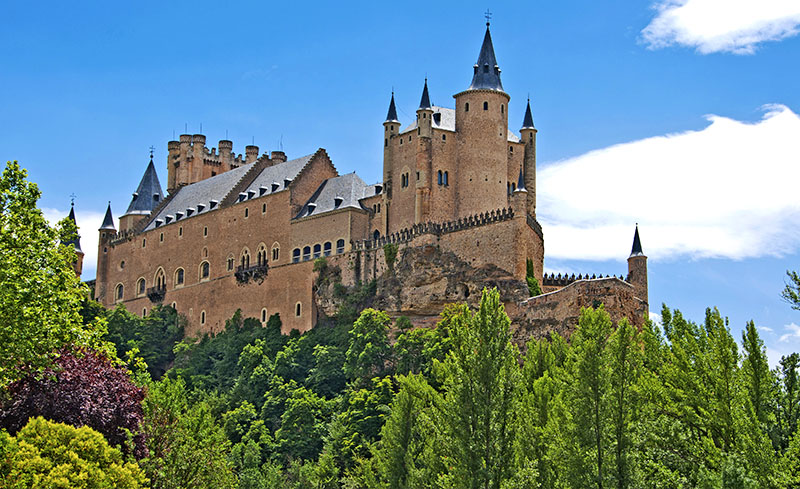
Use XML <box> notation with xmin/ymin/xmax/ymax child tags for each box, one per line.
<box><xmin>0</xmin><ymin>349</ymin><xmax>146</xmax><ymax>458</ymax></box>
<box><xmin>0</xmin><ymin>416</ymin><xmax>147</xmax><ymax>488</ymax></box>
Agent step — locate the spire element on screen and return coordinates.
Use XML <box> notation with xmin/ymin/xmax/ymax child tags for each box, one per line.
<box><xmin>630</xmin><ymin>225</ymin><xmax>644</xmax><ymax>257</ymax></box>
<box><xmin>469</xmin><ymin>24</ymin><xmax>504</xmax><ymax>91</ymax></box>
<box><xmin>418</xmin><ymin>78</ymin><xmax>432</xmax><ymax>109</ymax></box>
<box><xmin>522</xmin><ymin>97</ymin><xmax>535</xmax><ymax>129</ymax></box>
<box><xmin>125</xmin><ymin>153</ymin><xmax>164</xmax><ymax>215</ymax></box>
<box><xmin>100</xmin><ymin>202</ymin><xmax>116</xmax><ymax>230</ymax></box>
<box><xmin>515</xmin><ymin>166</ymin><xmax>527</xmax><ymax>192</ymax></box>
<box><xmin>385</xmin><ymin>91</ymin><xmax>399</xmax><ymax>122</ymax></box>
<box><xmin>64</xmin><ymin>203</ymin><xmax>82</xmax><ymax>253</ymax></box>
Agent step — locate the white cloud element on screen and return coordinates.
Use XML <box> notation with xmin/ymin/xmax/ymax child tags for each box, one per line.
<box><xmin>649</xmin><ymin>311</ymin><xmax>663</xmax><ymax>326</ymax></box>
<box><xmin>779</xmin><ymin>322</ymin><xmax>800</xmax><ymax>342</ymax></box>
<box><xmin>43</xmin><ymin>207</ymin><xmax>104</xmax><ymax>280</ymax></box>
<box><xmin>642</xmin><ymin>0</ymin><xmax>800</xmax><ymax>54</ymax></box>
<box><xmin>538</xmin><ymin>104</ymin><xmax>800</xmax><ymax>261</ymax></box>
<box><xmin>758</xmin><ymin>326</ymin><xmax>774</xmax><ymax>333</ymax></box>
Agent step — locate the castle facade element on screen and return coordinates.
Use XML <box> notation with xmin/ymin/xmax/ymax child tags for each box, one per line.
<box><xmin>90</xmin><ymin>24</ymin><xmax>648</xmax><ymax>337</ymax></box>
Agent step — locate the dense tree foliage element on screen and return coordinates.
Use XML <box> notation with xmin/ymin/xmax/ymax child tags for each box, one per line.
<box><xmin>784</xmin><ymin>270</ymin><xmax>800</xmax><ymax>311</ymax></box>
<box><xmin>0</xmin><ymin>417</ymin><xmax>147</xmax><ymax>488</ymax></box>
<box><xmin>0</xmin><ymin>161</ymin><xmax>108</xmax><ymax>387</ymax></box>
<box><xmin>0</xmin><ymin>349</ymin><xmax>146</xmax><ymax>457</ymax></box>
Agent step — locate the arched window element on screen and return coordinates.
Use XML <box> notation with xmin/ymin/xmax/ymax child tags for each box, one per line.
<box><xmin>272</xmin><ymin>243</ymin><xmax>280</xmax><ymax>261</ymax></box>
<box><xmin>483</xmin><ymin>101</ymin><xmax>488</xmax><ymax>111</ymax></box>
<box><xmin>241</xmin><ymin>248</ymin><xmax>251</xmax><ymax>269</ymax></box>
<box><xmin>443</xmin><ymin>171</ymin><xmax>449</xmax><ymax>186</ymax></box>
<box><xmin>373</xmin><ymin>230</ymin><xmax>380</xmax><ymax>241</ymax></box>
<box><xmin>200</xmin><ymin>261</ymin><xmax>210</xmax><ymax>280</ymax></box>
<box><xmin>171</xmin><ymin>301</ymin><xmax>177</xmax><ymax>309</ymax></box>
<box><xmin>323</xmin><ymin>242</ymin><xmax>332</xmax><ymax>256</ymax></box>
<box><xmin>257</xmin><ymin>244</ymin><xmax>267</xmax><ymax>266</ymax></box>
<box><xmin>292</xmin><ymin>248</ymin><xmax>301</xmax><ymax>263</ymax></box>
<box><xmin>155</xmin><ymin>268</ymin><xmax>166</xmax><ymax>289</ymax></box>
<box><xmin>175</xmin><ymin>268</ymin><xmax>185</xmax><ymax>286</ymax></box>
<box><xmin>200</xmin><ymin>310</ymin><xmax>206</xmax><ymax>324</ymax></box>
<box><xmin>227</xmin><ymin>253</ymin><xmax>234</xmax><ymax>271</ymax></box>
<box><xmin>336</xmin><ymin>239</ymin><xmax>345</xmax><ymax>254</ymax></box>
<box><xmin>313</xmin><ymin>243</ymin><xmax>321</xmax><ymax>259</ymax></box>
<box><xmin>437</xmin><ymin>170</ymin><xmax>443</xmax><ymax>185</ymax></box>
<box><xmin>261</xmin><ymin>308</ymin><xmax>268</xmax><ymax>323</ymax></box>
<box><xmin>295</xmin><ymin>302</ymin><xmax>302</xmax><ymax>317</ymax></box>
<box><xmin>302</xmin><ymin>246</ymin><xmax>311</xmax><ymax>261</ymax></box>
<box><xmin>142</xmin><ymin>308</ymin><xmax>147</xmax><ymax>317</ymax></box>
<box><xmin>115</xmin><ymin>284</ymin><xmax>124</xmax><ymax>302</ymax></box>
<box><xmin>137</xmin><ymin>278</ymin><xmax>146</xmax><ymax>297</ymax></box>
<box><xmin>465</xmin><ymin>102</ymin><xmax>469</xmax><ymax>112</ymax></box>
<box><xmin>501</xmin><ymin>104</ymin><xmax>504</xmax><ymax>114</ymax></box>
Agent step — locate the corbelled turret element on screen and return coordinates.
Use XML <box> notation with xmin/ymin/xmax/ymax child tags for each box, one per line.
<box><xmin>627</xmin><ymin>225</ymin><xmax>648</xmax><ymax>309</ymax></box>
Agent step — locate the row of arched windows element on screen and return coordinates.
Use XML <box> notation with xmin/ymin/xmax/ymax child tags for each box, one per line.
<box><xmin>437</xmin><ymin>170</ymin><xmax>449</xmax><ymax>186</ymax></box>
<box><xmin>292</xmin><ymin>239</ymin><xmax>346</xmax><ymax>263</ymax></box>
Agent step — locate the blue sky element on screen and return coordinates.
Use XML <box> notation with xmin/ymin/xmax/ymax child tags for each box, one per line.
<box><xmin>2</xmin><ymin>1</ymin><xmax>799</xmax><ymax>364</ymax></box>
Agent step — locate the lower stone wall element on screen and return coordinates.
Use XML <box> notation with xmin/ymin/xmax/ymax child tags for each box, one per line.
<box><xmin>510</xmin><ymin>277</ymin><xmax>647</xmax><ymax>349</ymax></box>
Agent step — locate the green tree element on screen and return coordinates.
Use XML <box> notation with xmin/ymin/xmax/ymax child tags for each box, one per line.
<box><xmin>0</xmin><ymin>416</ymin><xmax>147</xmax><ymax>488</ymax></box>
<box><xmin>526</xmin><ymin>258</ymin><xmax>542</xmax><ymax>297</ymax></box>
<box><xmin>782</xmin><ymin>270</ymin><xmax>800</xmax><ymax>311</ymax></box>
<box><xmin>275</xmin><ymin>385</ymin><xmax>333</xmax><ymax>462</ymax></box>
<box><xmin>345</xmin><ymin>309</ymin><xmax>393</xmax><ymax>384</ymax></box>
<box><xmin>0</xmin><ymin>161</ymin><xmax>107</xmax><ymax>387</ymax></box>
<box><xmin>777</xmin><ymin>353</ymin><xmax>800</xmax><ymax>452</ymax></box>
<box><xmin>440</xmin><ymin>288</ymin><xmax>520</xmax><ymax>489</ymax></box>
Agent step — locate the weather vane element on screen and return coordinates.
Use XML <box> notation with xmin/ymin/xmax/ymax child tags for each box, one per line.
<box><xmin>485</xmin><ymin>9</ymin><xmax>492</xmax><ymax>25</ymax></box>
<box><xmin>149</xmin><ymin>146</ymin><xmax>155</xmax><ymax>159</ymax></box>
<box><xmin>69</xmin><ymin>193</ymin><xmax>76</xmax><ymax>206</ymax></box>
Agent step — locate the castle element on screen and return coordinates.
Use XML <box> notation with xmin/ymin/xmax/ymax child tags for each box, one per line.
<box><xmin>80</xmin><ymin>23</ymin><xmax>648</xmax><ymax>338</ymax></box>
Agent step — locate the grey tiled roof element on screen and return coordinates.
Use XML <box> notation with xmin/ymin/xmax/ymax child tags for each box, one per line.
<box><xmin>522</xmin><ymin>99</ymin><xmax>535</xmax><ymax>129</ymax></box>
<box><xmin>143</xmin><ymin>154</ymin><xmax>316</xmax><ymax>231</ymax></box>
<box><xmin>400</xmin><ymin>106</ymin><xmax>520</xmax><ymax>142</ymax></box>
<box><xmin>125</xmin><ymin>157</ymin><xmax>164</xmax><ymax>215</ymax></box>
<box><xmin>294</xmin><ymin>172</ymin><xmax>370</xmax><ymax>220</ymax></box>
<box><xmin>100</xmin><ymin>203</ymin><xmax>116</xmax><ymax>230</ymax></box>
<box><xmin>469</xmin><ymin>26</ymin><xmax>504</xmax><ymax>91</ymax></box>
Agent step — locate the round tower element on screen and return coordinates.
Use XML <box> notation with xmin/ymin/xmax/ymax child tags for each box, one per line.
<box><xmin>382</xmin><ymin>92</ymin><xmax>401</xmax><ymax>233</ymax></box>
<box><xmin>453</xmin><ymin>22</ymin><xmax>510</xmax><ymax>218</ymax></box>
<box><xmin>96</xmin><ymin>202</ymin><xmax>116</xmax><ymax>302</ymax></box>
<box><xmin>519</xmin><ymin>98</ymin><xmax>538</xmax><ymax>216</ymax></box>
<box><xmin>627</xmin><ymin>225</ymin><xmax>649</xmax><ymax>309</ymax></box>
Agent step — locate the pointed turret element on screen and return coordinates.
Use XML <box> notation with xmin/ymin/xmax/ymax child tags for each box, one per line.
<box><xmin>385</xmin><ymin>91</ymin><xmax>399</xmax><ymax>122</ymax></box>
<box><xmin>64</xmin><ymin>204</ymin><xmax>83</xmax><ymax>254</ymax></box>
<box><xmin>515</xmin><ymin>167</ymin><xmax>527</xmax><ymax>192</ymax></box>
<box><xmin>469</xmin><ymin>23</ymin><xmax>504</xmax><ymax>91</ymax></box>
<box><xmin>419</xmin><ymin>78</ymin><xmax>432</xmax><ymax>109</ymax></box>
<box><xmin>100</xmin><ymin>202</ymin><xmax>116</xmax><ymax>231</ymax></box>
<box><xmin>627</xmin><ymin>224</ymin><xmax>648</xmax><ymax>309</ymax></box>
<box><xmin>120</xmin><ymin>153</ymin><xmax>165</xmax><ymax>231</ymax></box>
<box><xmin>521</xmin><ymin>98</ymin><xmax>535</xmax><ymax>129</ymax></box>
<box><xmin>630</xmin><ymin>225</ymin><xmax>644</xmax><ymax>257</ymax></box>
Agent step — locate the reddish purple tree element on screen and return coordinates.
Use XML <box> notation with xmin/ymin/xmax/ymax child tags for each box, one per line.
<box><xmin>0</xmin><ymin>349</ymin><xmax>146</xmax><ymax>458</ymax></box>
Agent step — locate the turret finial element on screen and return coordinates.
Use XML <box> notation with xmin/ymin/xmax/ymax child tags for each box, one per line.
<box><xmin>418</xmin><ymin>78</ymin><xmax>432</xmax><ymax>110</ymax></box>
<box><xmin>521</xmin><ymin>97</ymin><xmax>535</xmax><ymax>129</ymax></box>
<box><xmin>630</xmin><ymin>224</ymin><xmax>644</xmax><ymax>257</ymax></box>
<box><xmin>385</xmin><ymin>91</ymin><xmax>399</xmax><ymax>122</ymax></box>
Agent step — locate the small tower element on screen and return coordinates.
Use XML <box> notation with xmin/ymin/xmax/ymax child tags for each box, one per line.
<box><xmin>627</xmin><ymin>225</ymin><xmax>649</xmax><ymax>309</ymax></box>
<box><xmin>416</xmin><ymin>79</ymin><xmax>433</xmax><ymax>138</ymax></box>
<box><xmin>453</xmin><ymin>21</ymin><xmax>511</xmax><ymax>218</ymax></box>
<box><xmin>510</xmin><ymin>167</ymin><xmax>527</xmax><ymax>214</ymax></box>
<box><xmin>119</xmin><ymin>152</ymin><xmax>165</xmax><ymax>232</ymax></box>
<box><xmin>519</xmin><ymin>98</ymin><xmax>538</xmax><ymax>216</ymax></box>
<box><xmin>63</xmin><ymin>203</ymin><xmax>84</xmax><ymax>278</ymax></box>
<box><xmin>414</xmin><ymin>79</ymin><xmax>434</xmax><ymax>223</ymax></box>
<box><xmin>382</xmin><ymin>91</ymin><xmax>401</xmax><ymax>232</ymax></box>
<box><xmin>96</xmin><ymin>202</ymin><xmax>116</xmax><ymax>301</ymax></box>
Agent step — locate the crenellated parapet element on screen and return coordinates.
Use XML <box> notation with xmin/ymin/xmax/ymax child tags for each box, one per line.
<box><xmin>542</xmin><ymin>272</ymin><xmax>626</xmax><ymax>288</ymax></box>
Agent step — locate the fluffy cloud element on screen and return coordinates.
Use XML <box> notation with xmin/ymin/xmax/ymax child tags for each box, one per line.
<box><xmin>538</xmin><ymin>104</ymin><xmax>800</xmax><ymax>262</ymax></box>
<box><xmin>780</xmin><ymin>322</ymin><xmax>800</xmax><ymax>342</ymax></box>
<box><xmin>43</xmin><ymin>207</ymin><xmax>104</xmax><ymax>280</ymax></box>
<box><xmin>642</xmin><ymin>0</ymin><xmax>800</xmax><ymax>54</ymax></box>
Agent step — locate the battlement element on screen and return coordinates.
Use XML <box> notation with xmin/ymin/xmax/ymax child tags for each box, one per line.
<box><xmin>542</xmin><ymin>272</ymin><xmax>626</xmax><ymax>288</ymax></box>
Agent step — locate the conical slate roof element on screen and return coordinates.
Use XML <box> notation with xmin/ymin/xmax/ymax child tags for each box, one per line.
<box><xmin>419</xmin><ymin>79</ymin><xmax>432</xmax><ymax>109</ymax></box>
<box><xmin>100</xmin><ymin>202</ymin><xmax>116</xmax><ymax>230</ymax></box>
<box><xmin>630</xmin><ymin>225</ymin><xmax>644</xmax><ymax>257</ymax></box>
<box><xmin>469</xmin><ymin>25</ymin><xmax>504</xmax><ymax>91</ymax></box>
<box><xmin>64</xmin><ymin>204</ymin><xmax>82</xmax><ymax>253</ymax></box>
<box><xmin>522</xmin><ymin>98</ymin><xmax>535</xmax><ymax>129</ymax></box>
<box><xmin>385</xmin><ymin>92</ymin><xmax>399</xmax><ymax>122</ymax></box>
<box><xmin>515</xmin><ymin>167</ymin><xmax>527</xmax><ymax>192</ymax></box>
<box><xmin>125</xmin><ymin>155</ymin><xmax>164</xmax><ymax>215</ymax></box>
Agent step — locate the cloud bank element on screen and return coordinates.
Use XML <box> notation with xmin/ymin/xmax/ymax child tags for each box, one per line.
<box><xmin>538</xmin><ymin>104</ymin><xmax>800</xmax><ymax>262</ymax></box>
<box><xmin>642</xmin><ymin>0</ymin><xmax>800</xmax><ymax>54</ymax></box>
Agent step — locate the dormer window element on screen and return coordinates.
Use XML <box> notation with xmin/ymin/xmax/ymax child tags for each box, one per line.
<box><xmin>153</xmin><ymin>194</ymin><xmax>159</xmax><ymax>202</ymax></box>
<box><xmin>155</xmin><ymin>219</ymin><xmax>164</xmax><ymax>227</ymax></box>
<box><xmin>307</xmin><ymin>202</ymin><xmax>316</xmax><ymax>215</ymax></box>
<box><xmin>284</xmin><ymin>178</ymin><xmax>292</xmax><ymax>188</ymax></box>
<box><xmin>209</xmin><ymin>200</ymin><xmax>218</xmax><ymax>209</ymax></box>
<box><xmin>247</xmin><ymin>190</ymin><xmax>256</xmax><ymax>199</ymax></box>
<box><xmin>238</xmin><ymin>192</ymin><xmax>247</xmax><ymax>202</ymax></box>
<box><xmin>334</xmin><ymin>196</ymin><xmax>343</xmax><ymax>208</ymax></box>
<box><xmin>483</xmin><ymin>63</ymin><xmax>489</xmax><ymax>73</ymax></box>
<box><xmin>197</xmin><ymin>203</ymin><xmax>205</xmax><ymax>212</ymax></box>
<box><xmin>175</xmin><ymin>211</ymin><xmax>183</xmax><ymax>220</ymax></box>
<box><xmin>259</xmin><ymin>186</ymin><xmax>268</xmax><ymax>196</ymax></box>
<box><xmin>272</xmin><ymin>182</ymin><xmax>280</xmax><ymax>192</ymax></box>
<box><xmin>186</xmin><ymin>207</ymin><xmax>194</xmax><ymax>217</ymax></box>
<box><xmin>165</xmin><ymin>215</ymin><xmax>173</xmax><ymax>224</ymax></box>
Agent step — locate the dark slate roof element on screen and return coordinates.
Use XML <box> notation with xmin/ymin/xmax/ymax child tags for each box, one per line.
<box><xmin>64</xmin><ymin>204</ymin><xmax>82</xmax><ymax>253</ymax></box>
<box><xmin>294</xmin><ymin>172</ymin><xmax>369</xmax><ymax>219</ymax></box>
<box><xmin>385</xmin><ymin>92</ymin><xmax>399</xmax><ymax>122</ymax></box>
<box><xmin>125</xmin><ymin>156</ymin><xmax>164</xmax><ymax>216</ymax></box>
<box><xmin>100</xmin><ymin>202</ymin><xmax>116</xmax><ymax>230</ymax></box>
<box><xmin>143</xmin><ymin>153</ymin><xmax>315</xmax><ymax>231</ymax></box>
<box><xmin>630</xmin><ymin>225</ymin><xmax>644</xmax><ymax>257</ymax></box>
<box><xmin>515</xmin><ymin>167</ymin><xmax>526</xmax><ymax>192</ymax></box>
<box><xmin>419</xmin><ymin>79</ymin><xmax>432</xmax><ymax>109</ymax></box>
<box><xmin>469</xmin><ymin>26</ymin><xmax>504</xmax><ymax>91</ymax></box>
<box><xmin>400</xmin><ymin>106</ymin><xmax>520</xmax><ymax>142</ymax></box>
<box><xmin>522</xmin><ymin>99</ymin><xmax>535</xmax><ymax>129</ymax></box>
